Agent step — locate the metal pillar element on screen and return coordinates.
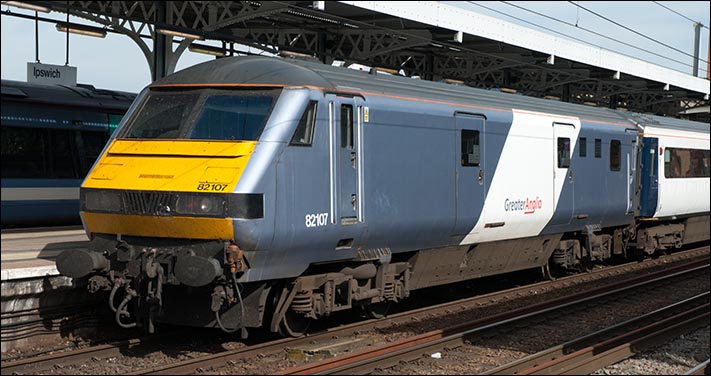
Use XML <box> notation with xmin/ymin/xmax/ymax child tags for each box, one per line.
<box><xmin>692</xmin><ymin>22</ymin><xmax>701</xmax><ymax>77</ymax></box>
<box><xmin>153</xmin><ymin>1</ymin><xmax>168</xmax><ymax>81</ymax></box>
<box><xmin>707</xmin><ymin>28</ymin><xmax>710</xmax><ymax>80</ymax></box>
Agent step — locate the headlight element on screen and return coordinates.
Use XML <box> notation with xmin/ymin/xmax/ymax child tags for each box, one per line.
<box><xmin>83</xmin><ymin>189</ymin><xmax>123</xmax><ymax>212</ymax></box>
<box><xmin>175</xmin><ymin>194</ymin><xmax>226</xmax><ymax>216</ymax></box>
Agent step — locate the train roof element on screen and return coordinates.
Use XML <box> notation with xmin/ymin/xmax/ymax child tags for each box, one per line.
<box><xmin>1</xmin><ymin>79</ymin><xmax>136</xmax><ymax>112</ymax></box>
<box><xmin>154</xmin><ymin>55</ymin><xmax>709</xmax><ymax>135</ymax></box>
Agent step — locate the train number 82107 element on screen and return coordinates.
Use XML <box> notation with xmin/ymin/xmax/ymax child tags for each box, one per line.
<box><xmin>305</xmin><ymin>213</ymin><xmax>328</xmax><ymax>228</ymax></box>
<box><xmin>196</xmin><ymin>183</ymin><xmax>228</xmax><ymax>191</ymax></box>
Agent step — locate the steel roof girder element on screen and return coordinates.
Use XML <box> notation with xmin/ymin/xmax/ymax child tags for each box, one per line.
<box><xmin>204</xmin><ymin>2</ymin><xmax>289</xmax><ymax>32</ymax></box>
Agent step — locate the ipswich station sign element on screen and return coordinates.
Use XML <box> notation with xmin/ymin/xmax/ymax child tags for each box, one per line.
<box><xmin>27</xmin><ymin>62</ymin><xmax>77</xmax><ymax>86</ymax></box>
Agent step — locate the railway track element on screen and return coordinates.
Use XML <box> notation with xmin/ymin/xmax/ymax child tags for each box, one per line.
<box><xmin>2</xmin><ymin>245</ymin><xmax>708</xmax><ymax>375</ymax></box>
<box><xmin>483</xmin><ymin>293</ymin><xmax>709</xmax><ymax>375</ymax></box>
<box><xmin>277</xmin><ymin>261</ymin><xmax>709</xmax><ymax>375</ymax></box>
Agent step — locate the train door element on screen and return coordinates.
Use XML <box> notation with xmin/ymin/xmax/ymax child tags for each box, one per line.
<box><xmin>329</xmin><ymin>96</ymin><xmax>363</xmax><ymax>226</ymax></box>
<box><xmin>453</xmin><ymin>113</ymin><xmax>486</xmax><ymax>235</ymax></box>
<box><xmin>550</xmin><ymin>122</ymin><xmax>575</xmax><ymax>225</ymax></box>
<box><xmin>625</xmin><ymin>132</ymin><xmax>637</xmax><ymax>215</ymax></box>
<box><xmin>638</xmin><ymin>137</ymin><xmax>659</xmax><ymax>217</ymax></box>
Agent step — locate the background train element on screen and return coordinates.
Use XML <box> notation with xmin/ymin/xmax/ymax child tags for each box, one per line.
<box><xmin>1</xmin><ymin>80</ymin><xmax>136</xmax><ymax>227</ymax></box>
<box><xmin>55</xmin><ymin>56</ymin><xmax>710</xmax><ymax>337</ymax></box>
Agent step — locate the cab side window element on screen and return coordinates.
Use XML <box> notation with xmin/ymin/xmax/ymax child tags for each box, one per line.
<box><xmin>290</xmin><ymin>101</ymin><xmax>318</xmax><ymax>146</ymax></box>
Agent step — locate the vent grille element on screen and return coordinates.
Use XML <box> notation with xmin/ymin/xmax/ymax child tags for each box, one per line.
<box><xmin>122</xmin><ymin>191</ymin><xmax>177</xmax><ymax>216</ymax></box>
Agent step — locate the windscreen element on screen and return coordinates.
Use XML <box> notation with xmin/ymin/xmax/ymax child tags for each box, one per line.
<box><xmin>118</xmin><ymin>88</ymin><xmax>279</xmax><ymax>141</ymax></box>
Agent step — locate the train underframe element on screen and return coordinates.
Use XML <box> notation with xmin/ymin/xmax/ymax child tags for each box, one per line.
<box><xmin>58</xmin><ymin>214</ymin><xmax>710</xmax><ymax>337</ymax></box>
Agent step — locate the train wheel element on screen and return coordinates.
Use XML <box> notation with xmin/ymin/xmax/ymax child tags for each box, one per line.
<box><xmin>279</xmin><ymin>310</ymin><xmax>311</xmax><ymax>337</ymax></box>
<box><xmin>579</xmin><ymin>256</ymin><xmax>593</xmax><ymax>273</ymax></box>
<box><xmin>363</xmin><ymin>301</ymin><xmax>391</xmax><ymax>319</ymax></box>
<box><xmin>541</xmin><ymin>262</ymin><xmax>561</xmax><ymax>281</ymax></box>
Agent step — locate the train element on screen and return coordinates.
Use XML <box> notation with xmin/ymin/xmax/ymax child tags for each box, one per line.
<box><xmin>1</xmin><ymin>79</ymin><xmax>136</xmax><ymax>227</ymax></box>
<box><xmin>55</xmin><ymin>56</ymin><xmax>710</xmax><ymax>337</ymax></box>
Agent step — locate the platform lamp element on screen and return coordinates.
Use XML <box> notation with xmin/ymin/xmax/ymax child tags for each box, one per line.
<box><xmin>56</xmin><ymin>22</ymin><xmax>107</xmax><ymax>38</ymax></box>
<box><xmin>188</xmin><ymin>42</ymin><xmax>226</xmax><ymax>57</ymax></box>
<box><xmin>1</xmin><ymin>1</ymin><xmax>51</xmax><ymax>13</ymax></box>
<box><xmin>156</xmin><ymin>27</ymin><xmax>203</xmax><ymax>40</ymax></box>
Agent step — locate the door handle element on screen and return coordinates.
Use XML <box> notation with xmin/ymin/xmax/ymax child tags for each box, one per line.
<box><xmin>478</xmin><ymin>169</ymin><xmax>484</xmax><ymax>185</ymax></box>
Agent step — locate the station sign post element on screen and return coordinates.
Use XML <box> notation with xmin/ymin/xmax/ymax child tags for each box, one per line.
<box><xmin>27</xmin><ymin>62</ymin><xmax>77</xmax><ymax>86</ymax></box>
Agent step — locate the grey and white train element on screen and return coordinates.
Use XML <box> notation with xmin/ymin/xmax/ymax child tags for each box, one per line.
<box><xmin>55</xmin><ymin>56</ymin><xmax>710</xmax><ymax>336</ymax></box>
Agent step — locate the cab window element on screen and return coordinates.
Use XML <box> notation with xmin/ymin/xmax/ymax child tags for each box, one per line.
<box><xmin>290</xmin><ymin>101</ymin><xmax>317</xmax><ymax>146</ymax></box>
<box><xmin>120</xmin><ymin>89</ymin><xmax>279</xmax><ymax>141</ymax></box>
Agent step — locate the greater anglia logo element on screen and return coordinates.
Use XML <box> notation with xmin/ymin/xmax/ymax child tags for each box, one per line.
<box><xmin>504</xmin><ymin>197</ymin><xmax>542</xmax><ymax>214</ymax></box>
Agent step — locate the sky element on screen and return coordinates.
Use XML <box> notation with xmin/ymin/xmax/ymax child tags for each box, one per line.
<box><xmin>1</xmin><ymin>1</ymin><xmax>709</xmax><ymax>93</ymax></box>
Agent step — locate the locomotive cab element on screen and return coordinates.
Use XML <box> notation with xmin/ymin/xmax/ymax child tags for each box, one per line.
<box><xmin>56</xmin><ymin>82</ymin><xmax>320</xmax><ymax>334</ymax></box>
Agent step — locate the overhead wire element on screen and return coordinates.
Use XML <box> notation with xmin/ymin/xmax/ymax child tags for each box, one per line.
<box><xmin>474</xmin><ymin>1</ymin><xmax>697</xmax><ymax>70</ymax></box>
<box><xmin>652</xmin><ymin>1</ymin><xmax>709</xmax><ymax>30</ymax></box>
<box><xmin>568</xmin><ymin>1</ymin><xmax>707</xmax><ymax>65</ymax></box>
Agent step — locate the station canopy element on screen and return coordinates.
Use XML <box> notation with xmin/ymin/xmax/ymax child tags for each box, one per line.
<box><xmin>20</xmin><ymin>0</ymin><xmax>711</xmax><ymax>120</ymax></box>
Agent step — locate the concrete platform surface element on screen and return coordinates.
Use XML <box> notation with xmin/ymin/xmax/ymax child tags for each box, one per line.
<box><xmin>1</xmin><ymin>226</ymin><xmax>88</xmax><ymax>280</ymax></box>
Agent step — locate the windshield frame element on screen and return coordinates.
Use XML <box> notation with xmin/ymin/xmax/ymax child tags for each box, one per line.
<box><xmin>116</xmin><ymin>87</ymin><xmax>282</xmax><ymax>141</ymax></box>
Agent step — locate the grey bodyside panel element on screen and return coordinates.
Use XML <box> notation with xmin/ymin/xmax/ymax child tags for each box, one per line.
<box><xmin>361</xmin><ymin>97</ymin><xmax>456</xmax><ymax>252</ymax></box>
<box><xmin>542</xmin><ymin>121</ymin><xmax>637</xmax><ymax>235</ymax></box>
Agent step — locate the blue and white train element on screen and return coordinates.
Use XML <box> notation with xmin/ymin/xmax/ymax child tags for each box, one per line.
<box><xmin>1</xmin><ymin>80</ymin><xmax>135</xmax><ymax>227</ymax></box>
<box><xmin>54</xmin><ymin>56</ymin><xmax>710</xmax><ymax>336</ymax></box>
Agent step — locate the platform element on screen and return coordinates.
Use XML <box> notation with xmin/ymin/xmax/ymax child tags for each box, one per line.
<box><xmin>1</xmin><ymin>226</ymin><xmax>88</xmax><ymax>281</ymax></box>
<box><xmin>1</xmin><ymin>226</ymin><xmax>105</xmax><ymax>353</ymax></box>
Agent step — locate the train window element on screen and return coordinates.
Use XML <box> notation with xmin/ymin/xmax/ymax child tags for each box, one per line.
<box><xmin>664</xmin><ymin>148</ymin><xmax>710</xmax><ymax>178</ymax></box>
<box><xmin>191</xmin><ymin>95</ymin><xmax>274</xmax><ymax>141</ymax></box>
<box><xmin>290</xmin><ymin>101</ymin><xmax>317</xmax><ymax>146</ymax></box>
<box><xmin>340</xmin><ymin>104</ymin><xmax>354</xmax><ymax>149</ymax></box>
<box><xmin>595</xmin><ymin>138</ymin><xmax>602</xmax><ymax>158</ymax></box>
<box><xmin>461</xmin><ymin>130</ymin><xmax>480</xmax><ymax>167</ymax></box>
<box><xmin>579</xmin><ymin>137</ymin><xmax>587</xmax><ymax>157</ymax></box>
<box><xmin>1</xmin><ymin>126</ymin><xmax>47</xmax><ymax>178</ymax></box>
<box><xmin>557</xmin><ymin>137</ymin><xmax>570</xmax><ymax>168</ymax></box>
<box><xmin>50</xmin><ymin>129</ymin><xmax>78</xmax><ymax>178</ymax></box>
<box><xmin>610</xmin><ymin>140</ymin><xmax>621</xmax><ymax>171</ymax></box>
<box><xmin>79</xmin><ymin>131</ymin><xmax>109</xmax><ymax>175</ymax></box>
